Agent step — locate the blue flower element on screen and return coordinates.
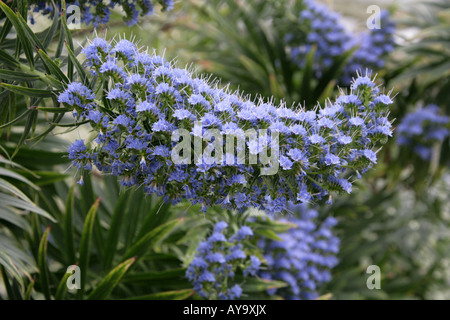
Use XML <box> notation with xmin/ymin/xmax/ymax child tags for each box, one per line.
<box><xmin>206</xmin><ymin>253</ymin><xmax>226</xmax><ymax>264</ymax></box>
<box><xmin>198</xmin><ymin>271</ymin><xmax>215</xmax><ymax>283</ymax></box>
<box><xmin>214</xmin><ymin>221</ymin><xmax>228</xmax><ymax>233</ymax></box>
<box><xmin>351</xmin><ymin>76</ymin><xmax>375</xmax><ymax>90</ymax></box>
<box><xmin>397</xmin><ymin>104</ymin><xmax>449</xmax><ymax>160</ymax></box>
<box><xmin>62</xmin><ymin>37</ymin><xmax>394</xmax><ymax>215</ymax></box>
<box><xmin>309</xmin><ymin>134</ymin><xmax>326</xmax><ymax>144</ymax></box>
<box><xmin>257</xmin><ymin>203</ymin><xmax>339</xmax><ymax>299</ymax></box>
<box><xmin>186</xmin><ymin>221</ymin><xmax>257</xmax><ymax>300</ymax></box>
<box><xmin>88</xmin><ymin>110</ymin><xmax>103</xmax><ymax>124</ymax></box>
<box><xmin>31</xmin><ymin>1</ymin><xmax>172</xmax><ymax>27</ymax></box>
<box><xmin>244</xmin><ymin>256</ymin><xmax>261</xmax><ymax>276</ymax></box>
<box><xmin>227</xmin><ymin>285</ymin><xmax>242</xmax><ymax>299</ymax></box>
<box><xmin>235</xmin><ymin>226</ymin><xmax>253</xmax><ymax>241</ymax></box>
<box><xmin>324</xmin><ymin>153</ymin><xmax>340</xmax><ymax>166</ymax></box>
<box><xmin>68</xmin><ymin>139</ymin><xmax>87</xmax><ymax>160</ymax></box>
<box><xmin>280</xmin><ymin>156</ymin><xmax>294</xmax><ymax>170</ymax></box>
<box><xmin>58</xmin><ymin>82</ymin><xmax>96</xmax><ymax>111</ymax></box>
<box><xmin>349</xmin><ymin>117</ymin><xmax>365</xmax><ymax>127</ymax></box>
<box><xmin>362</xmin><ymin>149</ymin><xmax>377</xmax><ymax>164</ymax></box>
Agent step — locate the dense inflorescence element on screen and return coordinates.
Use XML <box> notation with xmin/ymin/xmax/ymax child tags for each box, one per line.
<box><xmin>29</xmin><ymin>0</ymin><xmax>173</xmax><ymax>26</ymax></box>
<box><xmin>397</xmin><ymin>105</ymin><xmax>450</xmax><ymax>161</ymax></box>
<box><xmin>341</xmin><ymin>10</ymin><xmax>395</xmax><ymax>85</ymax></box>
<box><xmin>287</xmin><ymin>0</ymin><xmax>395</xmax><ymax>85</ymax></box>
<box><xmin>288</xmin><ymin>0</ymin><xmax>354</xmax><ymax>78</ymax></box>
<box><xmin>257</xmin><ymin>204</ymin><xmax>339</xmax><ymax>300</ymax></box>
<box><xmin>185</xmin><ymin>221</ymin><xmax>260</xmax><ymax>299</ymax></box>
<box><xmin>60</xmin><ymin>37</ymin><xmax>394</xmax><ymax>214</ymax></box>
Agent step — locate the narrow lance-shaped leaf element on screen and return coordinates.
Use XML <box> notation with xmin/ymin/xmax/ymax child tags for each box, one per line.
<box><xmin>0</xmin><ymin>191</ymin><xmax>56</xmax><ymax>222</ymax></box>
<box><xmin>77</xmin><ymin>198</ymin><xmax>100</xmax><ymax>299</ymax></box>
<box><xmin>0</xmin><ymin>253</ymin><xmax>24</xmax><ymax>294</ymax></box>
<box><xmin>24</xmin><ymin>279</ymin><xmax>35</xmax><ymax>300</ymax></box>
<box><xmin>103</xmin><ymin>192</ymin><xmax>130</xmax><ymax>271</ymax></box>
<box><xmin>0</xmin><ymin>69</ymin><xmax>40</xmax><ymax>82</ymax></box>
<box><xmin>0</xmin><ymin>109</ymin><xmax>32</xmax><ymax>130</ymax></box>
<box><xmin>120</xmin><ymin>218</ymin><xmax>183</xmax><ymax>263</ymax></box>
<box><xmin>126</xmin><ymin>289</ymin><xmax>194</xmax><ymax>300</ymax></box>
<box><xmin>36</xmin><ymin>48</ymin><xmax>69</xmax><ymax>85</ymax></box>
<box><xmin>12</xmin><ymin>109</ymin><xmax>37</xmax><ymax>158</ymax></box>
<box><xmin>16</xmin><ymin>11</ymin><xmax>47</xmax><ymax>53</ymax></box>
<box><xmin>0</xmin><ymin>49</ymin><xmax>19</xmax><ymax>66</ymax></box>
<box><xmin>0</xmin><ymin>264</ymin><xmax>17</xmax><ymax>299</ymax></box>
<box><xmin>37</xmin><ymin>227</ymin><xmax>52</xmax><ymax>300</ymax></box>
<box><xmin>0</xmin><ymin>1</ymin><xmax>34</xmax><ymax>69</ymax></box>
<box><xmin>87</xmin><ymin>258</ymin><xmax>135</xmax><ymax>300</ymax></box>
<box><xmin>65</xmin><ymin>41</ymin><xmax>90</xmax><ymax>87</ymax></box>
<box><xmin>64</xmin><ymin>185</ymin><xmax>76</xmax><ymax>264</ymax></box>
<box><xmin>55</xmin><ymin>270</ymin><xmax>73</xmax><ymax>300</ymax></box>
<box><xmin>0</xmin><ymin>83</ymin><xmax>56</xmax><ymax>97</ymax></box>
<box><xmin>61</xmin><ymin>0</ymin><xmax>74</xmax><ymax>81</ymax></box>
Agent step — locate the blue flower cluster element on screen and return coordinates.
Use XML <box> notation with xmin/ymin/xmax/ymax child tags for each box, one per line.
<box><xmin>341</xmin><ymin>10</ymin><xmax>396</xmax><ymax>85</ymax></box>
<box><xmin>185</xmin><ymin>221</ymin><xmax>260</xmax><ymax>299</ymax></box>
<box><xmin>287</xmin><ymin>0</ymin><xmax>395</xmax><ymax>85</ymax></box>
<box><xmin>60</xmin><ymin>37</ymin><xmax>394</xmax><ymax>214</ymax></box>
<box><xmin>397</xmin><ymin>105</ymin><xmax>450</xmax><ymax>161</ymax></box>
<box><xmin>288</xmin><ymin>0</ymin><xmax>354</xmax><ymax>78</ymax></box>
<box><xmin>257</xmin><ymin>204</ymin><xmax>339</xmax><ymax>300</ymax></box>
<box><xmin>29</xmin><ymin>0</ymin><xmax>173</xmax><ymax>26</ymax></box>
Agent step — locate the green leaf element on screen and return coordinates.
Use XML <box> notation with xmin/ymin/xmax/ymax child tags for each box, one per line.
<box><xmin>36</xmin><ymin>48</ymin><xmax>69</xmax><ymax>85</ymax></box>
<box><xmin>0</xmin><ymin>177</ymin><xmax>34</xmax><ymax>203</ymax></box>
<box><xmin>0</xmin><ymin>49</ymin><xmax>19</xmax><ymax>67</ymax></box>
<box><xmin>0</xmin><ymin>69</ymin><xmax>40</xmax><ymax>82</ymax></box>
<box><xmin>124</xmin><ymin>268</ymin><xmax>187</xmax><ymax>284</ymax></box>
<box><xmin>253</xmin><ymin>228</ymin><xmax>282</xmax><ymax>241</ymax></box>
<box><xmin>87</xmin><ymin>258</ymin><xmax>135</xmax><ymax>300</ymax></box>
<box><xmin>61</xmin><ymin>1</ymin><xmax>74</xmax><ymax>81</ymax></box>
<box><xmin>121</xmin><ymin>218</ymin><xmax>183</xmax><ymax>262</ymax></box>
<box><xmin>64</xmin><ymin>185</ymin><xmax>76</xmax><ymax>264</ymax></box>
<box><xmin>0</xmin><ymin>83</ymin><xmax>56</xmax><ymax>97</ymax></box>
<box><xmin>0</xmin><ymin>206</ymin><xmax>30</xmax><ymax>230</ymax></box>
<box><xmin>65</xmin><ymin>42</ymin><xmax>90</xmax><ymax>87</ymax></box>
<box><xmin>16</xmin><ymin>11</ymin><xmax>46</xmax><ymax>53</ymax></box>
<box><xmin>37</xmin><ymin>227</ymin><xmax>51</xmax><ymax>300</ymax></box>
<box><xmin>55</xmin><ymin>271</ymin><xmax>72</xmax><ymax>300</ymax></box>
<box><xmin>12</xmin><ymin>108</ymin><xmax>37</xmax><ymax>158</ymax></box>
<box><xmin>0</xmin><ymin>252</ymin><xmax>24</xmax><ymax>292</ymax></box>
<box><xmin>0</xmin><ymin>108</ymin><xmax>32</xmax><ymax>129</ymax></box>
<box><xmin>126</xmin><ymin>289</ymin><xmax>194</xmax><ymax>300</ymax></box>
<box><xmin>241</xmin><ymin>278</ymin><xmax>287</xmax><ymax>293</ymax></box>
<box><xmin>24</xmin><ymin>279</ymin><xmax>34</xmax><ymax>300</ymax></box>
<box><xmin>0</xmin><ymin>192</ymin><xmax>55</xmax><ymax>222</ymax></box>
<box><xmin>0</xmin><ymin>264</ymin><xmax>18</xmax><ymax>299</ymax></box>
<box><xmin>103</xmin><ymin>192</ymin><xmax>130</xmax><ymax>271</ymax></box>
<box><xmin>2</xmin><ymin>147</ymin><xmax>68</xmax><ymax>168</ymax></box>
<box><xmin>0</xmin><ymin>166</ymin><xmax>39</xmax><ymax>190</ymax></box>
<box><xmin>0</xmin><ymin>0</ymin><xmax>34</xmax><ymax>69</ymax></box>
<box><xmin>77</xmin><ymin>198</ymin><xmax>100</xmax><ymax>299</ymax></box>
<box><xmin>136</xmin><ymin>201</ymin><xmax>171</xmax><ymax>240</ymax></box>
<box><xmin>0</xmin><ymin>15</ymin><xmax>12</xmax><ymax>43</ymax></box>
<box><xmin>42</xmin><ymin>5</ymin><xmax>60</xmax><ymax>50</ymax></box>
<box><xmin>14</xmin><ymin>170</ymin><xmax>68</xmax><ymax>186</ymax></box>
<box><xmin>36</xmin><ymin>107</ymin><xmax>69</xmax><ymax>113</ymax></box>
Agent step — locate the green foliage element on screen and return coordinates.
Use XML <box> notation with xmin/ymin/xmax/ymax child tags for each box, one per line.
<box><xmin>0</xmin><ymin>0</ymin><xmax>78</xmax><ymax>152</ymax></box>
